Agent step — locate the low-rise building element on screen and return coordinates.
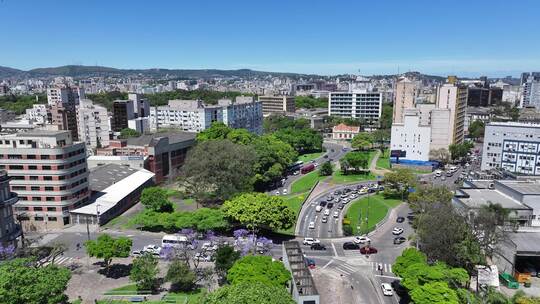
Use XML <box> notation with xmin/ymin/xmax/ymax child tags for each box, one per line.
<box><xmin>259</xmin><ymin>95</ymin><xmax>295</xmax><ymax>116</ymax></box>
<box><xmin>0</xmin><ymin>109</ymin><xmax>16</xmax><ymax>124</ymax></box>
<box><xmin>332</xmin><ymin>123</ymin><xmax>360</xmax><ymax>140</ymax></box>
<box><xmin>25</xmin><ymin>104</ymin><xmax>48</xmax><ymax>124</ymax></box>
<box><xmin>390</xmin><ymin>110</ymin><xmax>431</xmax><ymax>162</ymax></box>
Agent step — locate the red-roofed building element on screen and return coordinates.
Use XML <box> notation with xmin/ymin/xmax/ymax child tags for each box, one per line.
<box><xmin>332</xmin><ymin>123</ymin><xmax>360</xmax><ymax>140</ymax></box>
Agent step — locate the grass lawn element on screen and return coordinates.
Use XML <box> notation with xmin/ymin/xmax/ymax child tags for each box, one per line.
<box><xmin>104</xmin><ymin>284</ymin><xmax>139</xmax><ymax>295</ymax></box>
<box><xmin>290</xmin><ymin>170</ymin><xmax>326</xmax><ymax>193</ymax></box>
<box><xmin>344</xmin><ymin>194</ymin><xmax>401</xmax><ymax>235</ymax></box>
<box><xmin>103</xmin><ymin>286</ymin><xmax>205</xmax><ymax>303</ymax></box>
<box><xmin>279</xmin><ymin>192</ymin><xmax>309</xmax><ymax>235</ymax></box>
<box><xmin>331</xmin><ymin>170</ymin><xmax>376</xmax><ymax>184</ymax></box>
<box><xmin>297</xmin><ymin>151</ymin><xmax>324</xmax><ymax>163</ymax></box>
<box><xmin>376</xmin><ymin>149</ymin><xmax>390</xmax><ymax>170</ymax></box>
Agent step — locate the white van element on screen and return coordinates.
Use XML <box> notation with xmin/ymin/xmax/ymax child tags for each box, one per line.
<box><xmin>162</xmin><ymin>234</ymin><xmax>189</xmax><ymax>248</ymax></box>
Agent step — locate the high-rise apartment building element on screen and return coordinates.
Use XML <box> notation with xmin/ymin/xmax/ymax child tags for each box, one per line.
<box><xmin>392</xmin><ymin>78</ymin><xmax>418</xmax><ymax>124</ymax></box>
<box><xmin>328</xmin><ymin>90</ymin><xmax>382</xmax><ymax>121</ymax></box>
<box><xmin>112</xmin><ymin>100</ymin><xmax>134</xmax><ymax>132</ymax></box>
<box><xmin>47</xmin><ymin>86</ymin><xmax>85</xmax><ymax>140</ymax></box>
<box><xmin>149</xmin><ymin>97</ymin><xmax>263</xmax><ymax>134</ymax></box>
<box><xmin>0</xmin><ymin>171</ymin><xmax>19</xmax><ymax>246</ymax></box>
<box><xmin>0</xmin><ymin>130</ymin><xmax>90</xmax><ymax>231</ymax></box>
<box><xmin>47</xmin><ymin>87</ymin><xmax>85</xmax><ymax>106</ymax></box>
<box><xmin>520</xmin><ymin>72</ymin><xmax>540</xmax><ymax>108</ymax></box>
<box><xmin>259</xmin><ymin>95</ymin><xmax>295</xmax><ymax>116</ymax></box>
<box><xmin>436</xmin><ymin>77</ymin><xmax>468</xmax><ymax>145</ymax></box>
<box><xmin>77</xmin><ymin>99</ymin><xmax>110</xmax><ymax>149</ymax></box>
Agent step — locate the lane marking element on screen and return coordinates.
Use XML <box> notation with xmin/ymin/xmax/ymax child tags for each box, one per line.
<box><xmin>321</xmin><ymin>259</ymin><xmax>333</xmax><ymax>269</ymax></box>
<box><xmin>331</xmin><ymin>243</ymin><xmax>338</xmax><ymax>257</ymax></box>
<box><xmin>374</xmin><ymin>274</ymin><xmax>401</xmax><ymax>280</ymax></box>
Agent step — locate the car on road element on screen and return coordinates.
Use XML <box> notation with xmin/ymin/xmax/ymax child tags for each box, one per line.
<box><xmin>337</xmin><ymin>204</ymin><xmax>344</xmax><ymax>210</ymax></box>
<box><xmin>201</xmin><ymin>242</ymin><xmax>218</xmax><ymax>251</ymax></box>
<box><xmin>321</xmin><ymin>216</ymin><xmax>328</xmax><ymax>223</ymax></box>
<box><xmin>143</xmin><ymin>245</ymin><xmax>162</xmax><ymax>255</ymax></box>
<box><xmin>333</xmin><ymin>211</ymin><xmax>339</xmax><ymax>218</ymax></box>
<box><xmin>396</xmin><ymin>216</ymin><xmax>405</xmax><ymax>223</ymax></box>
<box><xmin>319</xmin><ymin>201</ymin><xmax>327</xmax><ymax>207</ymax></box>
<box><xmin>327</xmin><ymin>202</ymin><xmax>334</xmax><ymax>209</ymax></box>
<box><xmin>324</xmin><ymin>155</ymin><xmax>328</xmax><ymax>158</ymax></box>
<box><xmin>302</xmin><ymin>238</ymin><xmax>320</xmax><ymax>246</ymax></box>
<box><xmin>340</xmin><ymin>193</ymin><xmax>348</xmax><ymax>199</ymax></box>
<box><xmin>342</xmin><ymin>198</ymin><xmax>350</xmax><ymax>204</ymax></box>
<box><xmin>305</xmin><ymin>258</ymin><xmax>316</xmax><ymax>268</ymax></box>
<box><xmin>282</xmin><ymin>189</ymin><xmax>288</xmax><ymax>195</ymax></box>
<box><xmin>326</xmin><ymin>195</ymin><xmax>334</xmax><ymax>201</ymax></box>
<box><xmin>315</xmin><ymin>205</ymin><xmax>323</xmax><ymax>212</ymax></box>
<box><xmin>324</xmin><ymin>209</ymin><xmax>330</xmax><ymax>216</ymax></box>
<box><xmin>392</xmin><ymin>227</ymin><xmax>404</xmax><ymax>235</ymax></box>
<box><xmin>310</xmin><ymin>243</ymin><xmax>327</xmax><ymax>250</ymax></box>
<box><xmin>353</xmin><ymin>236</ymin><xmax>371</xmax><ymax>244</ymax></box>
<box><xmin>434</xmin><ymin>170</ymin><xmax>442</xmax><ymax>177</ymax></box>
<box><xmin>334</xmin><ymin>190</ymin><xmax>341</xmax><ymax>195</ymax></box>
<box><xmin>381</xmin><ymin>283</ymin><xmax>393</xmax><ymax>296</ymax></box>
<box><xmin>194</xmin><ymin>252</ymin><xmax>213</xmax><ymax>262</ymax></box>
<box><xmin>308</xmin><ymin>221</ymin><xmax>315</xmax><ymax>229</ymax></box>
<box><xmin>343</xmin><ymin>242</ymin><xmax>360</xmax><ymax>250</ymax></box>
<box><xmin>360</xmin><ymin>246</ymin><xmax>378</xmax><ymax>254</ymax></box>
<box><xmin>394</xmin><ymin>237</ymin><xmax>407</xmax><ymax>244</ymax></box>
<box><xmin>274</xmin><ymin>190</ymin><xmax>280</xmax><ymax>195</ymax></box>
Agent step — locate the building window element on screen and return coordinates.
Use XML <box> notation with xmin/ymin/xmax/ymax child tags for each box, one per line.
<box><xmin>48</xmin><ymin>217</ymin><xmax>57</xmax><ymax>221</ymax></box>
<box><xmin>47</xmin><ymin>207</ymin><xmax>56</xmax><ymax>211</ymax></box>
<box><xmin>31</xmin><ymin>186</ymin><xmax>40</xmax><ymax>191</ymax></box>
<box><xmin>34</xmin><ymin>217</ymin><xmax>44</xmax><ymax>221</ymax></box>
<box><xmin>34</xmin><ymin>206</ymin><xmax>43</xmax><ymax>211</ymax></box>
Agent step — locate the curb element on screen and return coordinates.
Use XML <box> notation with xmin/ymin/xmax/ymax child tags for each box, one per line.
<box><xmin>294</xmin><ymin>180</ymin><xmax>321</xmax><ymax>236</ymax></box>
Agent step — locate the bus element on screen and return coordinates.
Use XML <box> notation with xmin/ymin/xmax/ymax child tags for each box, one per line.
<box><xmin>301</xmin><ymin>163</ymin><xmax>315</xmax><ymax>174</ymax></box>
<box><xmin>288</xmin><ymin>161</ymin><xmax>304</xmax><ymax>173</ymax></box>
<box><xmin>162</xmin><ymin>234</ymin><xmax>189</xmax><ymax>248</ymax></box>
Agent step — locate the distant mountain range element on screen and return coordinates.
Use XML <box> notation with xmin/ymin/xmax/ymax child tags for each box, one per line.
<box><xmin>0</xmin><ymin>65</ymin><xmax>311</xmax><ymax>79</ymax></box>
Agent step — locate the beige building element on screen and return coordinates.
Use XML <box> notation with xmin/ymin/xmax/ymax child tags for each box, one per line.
<box><xmin>259</xmin><ymin>96</ymin><xmax>295</xmax><ymax>116</ymax></box>
<box><xmin>436</xmin><ymin>77</ymin><xmax>468</xmax><ymax>145</ymax></box>
<box><xmin>393</xmin><ymin>78</ymin><xmax>418</xmax><ymax>124</ymax></box>
<box><xmin>332</xmin><ymin>123</ymin><xmax>360</xmax><ymax>140</ymax></box>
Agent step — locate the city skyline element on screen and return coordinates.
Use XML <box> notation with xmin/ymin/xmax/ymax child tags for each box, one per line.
<box><xmin>1</xmin><ymin>0</ymin><xmax>539</xmax><ymax>77</ymax></box>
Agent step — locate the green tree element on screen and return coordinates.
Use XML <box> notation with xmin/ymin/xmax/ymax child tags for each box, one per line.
<box><xmin>178</xmin><ymin>140</ymin><xmax>257</xmax><ymax>204</ymax></box>
<box><xmin>0</xmin><ymin>258</ymin><xmax>71</xmax><ymax>304</ymax></box>
<box><xmin>294</xmin><ymin>96</ymin><xmax>328</xmax><ymax>109</ymax></box>
<box><xmin>319</xmin><ymin>161</ymin><xmax>333</xmax><ymax>176</ymax></box>
<box><xmin>130</xmin><ymin>253</ymin><xmax>159</xmax><ymax>292</ymax></box>
<box><xmin>85</xmin><ymin>234</ymin><xmax>132</xmax><ymax>274</ymax></box>
<box><xmin>470</xmin><ymin>203</ymin><xmax>517</xmax><ymax>259</ymax></box>
<box><xmin>214</xmin><ymin>245</ymin><xmax>241</xmax><ymax>280</ymax></box>
<box><xmin>197</xmin><ymin>122</ymin><xmax>233</xmax><ymax>142</ymax></box>
<box><xmin>166</xmin><ymin>260</ymin><xmax>197</xmax><ymax>292</ymax></box>
<box><xmin>351</xmin><ymin>132</ymin><xmax>374</xmax><ymax>150</ymax></box>
<box><xmin>119</xmin><ymin>128</ymin><xmax>141</xmax><ymax>139</ymax></box>
<box><xmin>408</xmin><ymin>186</ymin><xmax>454</xmax><ymax>213</ymax></box>
<box><xmin>226</xmin><ymin>128</ymin><xmax>256</xmax><ymax>145</ymax></box>
<box><xmin>340</xmin><ymin>152</ymin><xmax>369</xmax><ymax>174</ymax></box>
<box><xmin>449</xmin><ymin>143</ymin><xmax>472</xmax><ymax>161</ymax></box>
<box><xmin>382</xmin><ymin>168</ymin><xmax>416</xmax><ymax>198</ymax></box>
<box><xmin>251</xmin><ymin>135</ymin><xmax>297</xmax><ymax>189</ymax></box>
<box><xmin>372</xmin><ymin>129</ymin><xmax>390</xmax><ymax>150</ymax></box>
<box><xmin>468</xmin><ymin>120</ymin><xmax>485</xmax><ymax>140</ymax></box>
<box><xmin>379</xmin><ymin>104</ymin><xmax>393</xmax><ymax>129</ymax></box>
<box><xmin>223</xmin><ymin>193</ymin><xmax>295</xmax><ymax>233</ymax></box>
<box><xmin>429</xmin><ymin>148</ymin><xmax>450</xmax><ymax>165</ymax></box>
<box><xmin>392</xmin><ymin>248</ymin><xmax>427</xmax><ymax>277</ymax></box>
<box><xmin>274</xmin><ymin>128</ymin><xmax>323</xmax><ymax>154</ymax></box>
<box><xmin>140</xmin><ymin>187</ymin><xmax>174</xmax><ymax>212</ymax></box>
<box><xmin>202</xmin><ymin>281</ymin><xmax>295</xmax><ymax>304</ymax></box>
<box><xmin>227</xmin><ymin>255</ymin><xmax>291</xmax><ymax>287</ymax></box>
<box><xmin>409</xmin><ymin>281</ymin><xmax>459</xmax><ymax>304</ymax></box>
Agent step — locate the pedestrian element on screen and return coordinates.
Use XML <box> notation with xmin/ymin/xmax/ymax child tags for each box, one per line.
<box><xmin>76</xmin><ymin>243</ymin><xmax>81</xmax><ymax>250</ymax></box>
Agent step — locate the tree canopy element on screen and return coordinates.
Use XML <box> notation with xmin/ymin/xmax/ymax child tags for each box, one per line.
<box><xmin>202</xmin><ymin>281</ymin><xmax>295</xmax><ymax>304</ymax></box>
<box><xmin>179</xmin><ymin>139</ymin><xmax>257</xmax><ymax>203</ymax></box>
<box><xmin>294</xmin><ymin>96</ymin><xmax>327</xmax><ymax>109</ymax></box>
<box><xmin>351</xmin><ymin>132</ymin><xmax>374</xmax><ymax>150</ymax></box>
<box><xmin>273</xmin><ymin>127</ymin><xmax>323</xmax><ymax>154</ymax></box>
<box><xmin>409</xmin><ymin>281</ymin><xmax>459</xmax><ymax>304</ymax></box>
<box><xmin>119</xmin><ymin>128</ymin><xmax>141</xmax><ymax>139</ymax></box>
<box><xmin>226</xmin><ymin>255</ymin><xmax>291</xmax><ymax>287</ymax></box>
<box><xmin>214</xmin><ymin>245</ymin><xmax>241</xmax><ymax>281</ymax></box>
<box><xmin>166</xmin><ymin>260</ymin><xmax>197</xmax><ymax>292</ymax></box>
<box><xmin>383</xmin><ymin>168</ymin><xmax>416</xmax><ymax>198</ymax></box>
<box><xmin>0</xmin><ymin>258</ymin><xmax>71</xmax><ymax>304</ymax></box>
<box><xmin>223</xmin><ymin>193</ymin><xmax>296</xmax><ymax>233</ymax></box>
<box><xmin>340</xmin><ymin>152</ymin><xmax>369</xmax><ymax>174</ymax></box>
<box><xmin>140</xmin><ymin>187</ymin><xmax>174</xmax><ymax>212</ymax></box>
<box><xmin>468</xmin><ymin>120</ymin><xmax>485</xmax><ymax>140</ymax></box>
<box><xmin>85</xmin><ymin>234</ymin><xmax>132</xmax><ymax>273</ymax></box>
<box><xmin>133</xmin><ymin>207</ymin><xmax>230</xmax><ymax>232</ymax></box>
<box><xmin>130</xmin><ymin>253</ymin><xmax>159</xmax><ymax>292</ymax></box>
<box><xmin>319</xmin><ymin>161</ymin><xmax>333</xmax><ymax>176</ymax></box>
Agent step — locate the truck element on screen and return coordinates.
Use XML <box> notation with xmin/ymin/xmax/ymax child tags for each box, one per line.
<box><xmin>300</xmin><ymin>163</ymin><xmax>315</xmax><ymax>174</ymax></box>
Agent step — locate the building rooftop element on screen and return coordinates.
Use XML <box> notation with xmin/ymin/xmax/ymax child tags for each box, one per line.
<box><xmin>457</xmin><ymin>188</ymin><xmax>530</xmax><ymax>210</ymax></box>
<box><xmin>497</xmin><ymin>180</ymin><xmax>540</xmax><ymax>195</ymax></box>
<box><xmin>283</xmin><ymin>241</ymin><xmax>319</xmax><ymax>296</ymax></box>
<box><xmin>510</xmin><ymin>232</ymin><xmax>540</xmax><ymax>254</ymax></box>
<box><xmin>333</xmin><ymin>123</ymin><xmax>360</xmax><ymax>132</ymax></box>
<box><xmin>89</xmin><ymin>164</ymin><xmax>139</xmax><ymax>193</ymax></box>
<box><xmin>126</xmin><ymin>131</ymin><xmax>196</xmax><ymax>147</ymax></box>
<box><xmin>487</xmin><ymin>121</ymin><xmax>540</xmax><ymax>128</ymax></box>
<box><xmin>15</xmin><ymin>130</ymin><xmax>70</xmax><ymax>137</ymax></box>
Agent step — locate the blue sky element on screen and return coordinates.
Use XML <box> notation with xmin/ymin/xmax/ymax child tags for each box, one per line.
<box><xmin>0</xmin><ymin>0</ymin><xmax>538</xmax><ymax>77</ymax></box>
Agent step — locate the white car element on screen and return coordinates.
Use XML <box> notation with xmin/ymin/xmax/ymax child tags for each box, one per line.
<box><xmin>315</xmin><ymin>205</ymin><xmax>323</xmax><ymax>212</ymax></box>
<box><xmin>282</xmin><ymin>189</ymin><xmax>288</xmax><ymax>195</ymax></box>
<box><xmin>321</xmin><ymin>216</ymin><xmax>328</xmax><ymax>223</ymax></box>
<box><xmin>354</xmin><ymin>236</ymin><xmax>371</xmax><ymax>244</ymax></box>
<box><xmin>324</xmin><ymin>209</ymin><xmax>330</xmax><ymax>216</ymax></box>
<box><xmin>434</xmin><ymin>170</ymin><xmax>442</xmax><ymax>177</ymax></box>
<box><xmin>392</xmin><ymin>227</ymin><xmax>404</xmax><ymax>235</ymax></box>
<box><xmin>342</xmin><ymin>198</ymin><xmax>350</xmax><ymax>204</ymax></box>
<box><xmin>308</xmin><ymin>221</ymin><xmax>315</xmax><ymax>229</ymax></box>
<box><xmin>333</xmin><ymin>211</ymin><xmax>339</xmax><ymax>218</ymax></box>
<box><xmin>143</xmin><ymin>245</ymin><xmax>162</xmax><ymax>255</ymax></box>
<box><xmin>274</xmin><ymin>191</ymin><xmax>280</xmax><ymax>195</ymax></box>
<box><xmin>194</xmin><ymin>252</ymin><xmax>212</xmax><ymax>262</ymax></box>
<box><xmin>201</xmin><ymin>242</ymin><xmax>218</xmax><ymax>251</ymax></box>
<box><xmin>303</xmin><ymin>238</ymin><xmax>320</xmax><ymax>246</ymax></box>
<box><xmin>381</xmin><ymin>283</ymin><xmax>393</xmax><ymax>296</ymax></box>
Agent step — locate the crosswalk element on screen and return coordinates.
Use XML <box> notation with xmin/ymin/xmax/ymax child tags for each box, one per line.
<box><xmin>332</xmin><ymin>261</ymin><xmax>394</xmax><ymax>277</ymax></box>
<box><xmin>370</xmin><ymin>261</ymin><xmax>392</xmax><ymax>274</ymax></box>
<box><xmin>40</xmin><ymin>256</ymin><xmax>76</xmax><ymax>267</ymax></box>
<box><xmin>333</xmin><ymin>262</ymin><xmax>360</xmax><ymax>276</ymax></box>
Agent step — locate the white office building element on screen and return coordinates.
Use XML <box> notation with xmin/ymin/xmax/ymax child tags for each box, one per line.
<box><xmin>76</xmin><ymin>99</ymin><xmax>110</xmax><ymax>149</ymax></box>
<box><xmin>24</xmin><ymin>104</ymin><xmax>48</xmax><ymax>124</ymax></box>
<box><xmin>150</xmin><ymin>97</ymin><xmax>262</xmax><ymax>134</ymax></box>
<box><xmin>481</xmin><ymin>122</ymin><xmax>540</xmax><ymax>175</ymax></box>
<box><xmin>128</xmin><ymin>117</ymin><xmax>150</xmax><ymax>134</ymax></box>
<box><xmin>390</xmin><ymin>110</ymin><xmax>432</xmax><ymax>161</ymax></box>
<box><xmin>328</xmin><ymin>90</ymin><xmax>382</xmax><ymax>121</ymax></box>
<box><xmin>520</xmin><ymin>73</ymin><xmax>540</xmax><ymax>108</ymax></box>
<box><xmin>47</xmin><ymin>87</ymin><xmax>85</xmax><ymax>105</ymax></box>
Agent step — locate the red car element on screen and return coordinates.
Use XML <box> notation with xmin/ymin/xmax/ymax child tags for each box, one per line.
<box><xmin>360</xmin><ymin>246</ymin><xmax>378</xmax><ymax>254</ymax></box>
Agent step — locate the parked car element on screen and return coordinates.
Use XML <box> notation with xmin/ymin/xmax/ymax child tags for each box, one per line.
<box><xmin>143</xmin><ymin>244</ymin><xmax>162</xmax><ymax>255</ymax></box>
<box><xmin>393</xmin><ymin>237</ymin><xmax>407</xmax><ymax>244</ymax></box>
<box><xmin>308</xmin><ymin>221</ymin><xmax>315</xmax><ymax>229</ymax></box>
<box><xmin>360</xmin><ymin>246</ymin><xmax>378</xmax><ymax>254</ymax></box>
<box><xmin>310</xmin><ymin>243</ymin><xmax>327</xmax><ymax>250</ymax></box>
<box><xmin>396</xmin><ymin>216</ymin><xmax>405</xmax><ymax>223</ymax></box>
<box><xmin>381</xmin><ymin>283</ymin><xmax>393</xmax><ymax>296</ymax></box>
<box><xmin>392</xmin><ymin>227</ymin><xmax>404</xmax><ymax>235</ymax></box>
<box><xmin>342</xmin><ymin>242</ymin><xmax>360</xmax><ymax>250</ymax></box>
<box><xmin>303</xmin><ymin>238</ymin><xmax>320</xmax><ymax>246</ymax></box>
<box><xmin>321</xmin><ymin>216</ymin><xmax>328</xmax><ymax>223</ymax></box>
<box><xmin>354</xmin><ymin>236</ymin><xmax>371</xmax><ymax>244</ymax></box>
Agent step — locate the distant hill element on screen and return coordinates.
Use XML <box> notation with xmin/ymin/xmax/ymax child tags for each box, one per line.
<box><xmin>0</xmin><ymin>65</ymin><xmax>312</xmax><ymax>79</ymax></box>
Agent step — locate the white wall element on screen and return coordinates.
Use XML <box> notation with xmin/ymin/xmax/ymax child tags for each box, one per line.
<box><xmin>390</xmin><ymin>114</ymin><xmax>431</xmax><ymax>161</ymax></box>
